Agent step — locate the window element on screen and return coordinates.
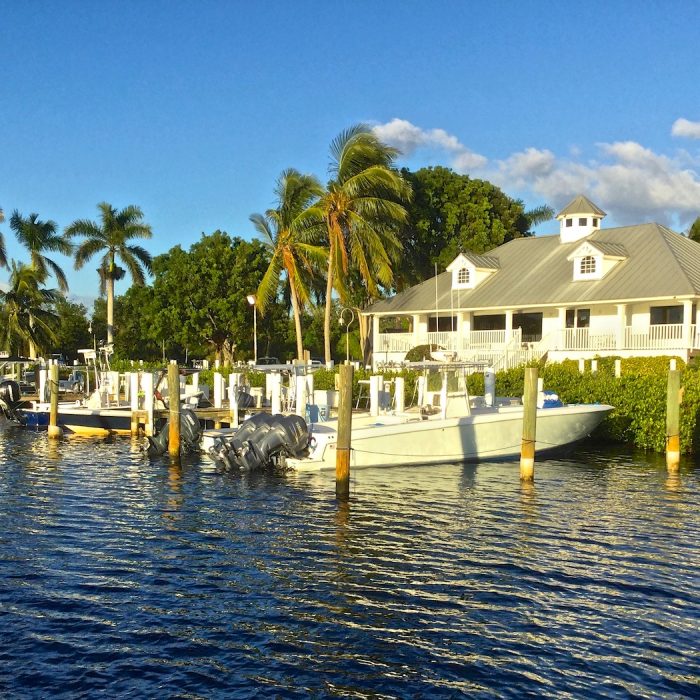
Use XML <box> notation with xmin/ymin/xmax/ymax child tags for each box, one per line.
<box><xmin>579</xmin><ymin>217</ymin><xmax>587</xmax><ymax>226</ymax></box>
<box><xmin>650</xmin><ymin>305</ymin><xmax>683</xmax><ymax>325</ymax></box>
<box><xmin>566</xmin><ymin>309</ymin><xmax>590</xmax><ymax>328</ymax></box>
<box><xmin>566</xmin><ymin>218</ymin><xmax>573</xmax><ymax>227</ymax></box>
<box><xmin>428</xmin><ymin>316</ymin><xmax>457</xmax><ymax>333</ymax></box>
<box><xmin>579</xmin><ymin>256</ymin><xmax>596</xmax><ymax>275</ymax></box>
<box><xmin>457</xmin><ymin>267</ymin><xmax>470</xmax><ymax>284</ymax></box>
<box><xmin>592</xmin><ymin>218</ymin><xmax>599</xmax><ymax>227</ymax></box>
<box><xmin>473</xmin><ymin>314</ymin><xmax>506</xmax><ymax>331</ymax></box>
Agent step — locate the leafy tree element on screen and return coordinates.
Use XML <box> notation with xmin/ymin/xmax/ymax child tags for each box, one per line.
<box><xmin>251</xmin><ymin>168</ymin><xmax>325</xmax><ymax>360</ymax></box>
<box><xmin>314</xmin><ymin>125</ymin><xmax>411</xmax><ymax>363</ymax></box>
<box><xmin>688</xmin><ymin>216</ymin><xmax>700</xmax><ymax>243</ymax></box>
<box><xmin>50</xmin><ymin>297</ymin><xmax>92</xmax><ymax>362</ymax></box>
<box><xmin>0</xmin><ymin>206</ymin><xmax>6</xmax><ymax>268</ymax></box>
<box><xmin>0</xmin><ymin>262</ymin><xmax>59</xmax><ymax>357</ymax></box>
<box><xmin>9</xmin><ymin>211</ymin><xmax>72</xmax><ymax>291</ymax></box>
<box><xmin>397</xmin><ymin>167</ymin><xmax>532</xmax><ymax>286</ymax></box>
<box><xmin>150</xmin><ymin>232</ymin><xmax>271</xmax><ymax>365</ymax></box>
<box><xmin>113</xmin><ymin>284</ymin><xmax>162</xmax><ymax>361</ymax></box>
<box><xmin>64</xmin><ymin>203</ymin><xmax>153</xmax><ymax>345</ymax></box>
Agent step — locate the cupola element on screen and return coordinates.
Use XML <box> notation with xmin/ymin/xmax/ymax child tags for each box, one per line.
<box><xmin>557</xmin><ymin>195</ymin><xmax>606</xmax><ymax>244</ymax></box>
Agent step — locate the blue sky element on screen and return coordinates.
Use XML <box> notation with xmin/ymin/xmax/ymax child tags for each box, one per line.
<box><xmin>2</xmin><ymin>0</ymin><xmax>700</xmax><ymax>306</ymax></box>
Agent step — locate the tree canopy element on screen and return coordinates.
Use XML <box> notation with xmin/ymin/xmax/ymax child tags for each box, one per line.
<box><xmin>397</xmin><ymin>167</ymin><xmax>534</xmax><ymax>286</ymax></box>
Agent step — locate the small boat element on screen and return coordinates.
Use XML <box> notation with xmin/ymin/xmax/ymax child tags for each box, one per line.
<box><xmin>209</xmin><ymin>363</ymin><xmax>612</xmax><ymax>472</ymax></box>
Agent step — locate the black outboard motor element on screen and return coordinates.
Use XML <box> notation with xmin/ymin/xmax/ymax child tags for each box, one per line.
<box><xmin>0</xmin><ymin>380</ymin><xmax>23</xmax><ymax>422</ymax></box>
<box><xmin>209</xmin><ymin>414</ymin><xmax>310</xmax><ymax>471</ymax></box>
<box><xmin>146</xmin><ymin>408</ymin><xmax>202</xmax><ymax>457</ymax></box>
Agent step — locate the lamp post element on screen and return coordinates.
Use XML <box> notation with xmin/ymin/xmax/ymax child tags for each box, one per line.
<box><xmin>247</xmin><ymin>294</ymin><xmax>258</xmax><ymax>364</ymax></box>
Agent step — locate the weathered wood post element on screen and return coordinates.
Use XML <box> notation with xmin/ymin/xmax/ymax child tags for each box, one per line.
<box><xmin>168</xmin><ymin>362</ymin><xmax>180</xmax><ymax>461</ymax></box>
<box><xmin>520</xmin><ymin>367</ymin><xmax>538</xmax><ymax>481</ymax></box>
<box><xmin>130</xmin><ymin>372</ymin><xmax>140</xmax><ymax>436</ymax></box>
<box><xmin>48</xmin><ymin>362</ymin><xmax>61</xmax><ymax>439</ymax></box>
<box><xmin>666</xmin><ymin>369</ymin><xmax>681</xmax><ymax>472</ymax></box>
<box><xmin>336</xmin><ymin>363</ymin><xmax>354</xmax><ymax>499</ymax></box>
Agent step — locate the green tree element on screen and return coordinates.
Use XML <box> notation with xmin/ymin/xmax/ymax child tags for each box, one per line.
<box><xmin>251</xmin><ymin>168</ymin><xmax>325</xmax><ymax>360</ymax></box>
<box><xmin>9</xmin><ymin>211</ymin><xmax>72</xmax><ymax>291</ymax></box>
<box><xmin>64</xmin><ymin>203</ymin><xmax>153</xmax><ymax>345</ymax></box>
<box><xmin>688</xmin><ymin>216</ymin><xmax>700</xmax><ymax>243</ymax></box>
<box><xmin>151</xmin><ymin>232</ymin><xmax>271</xmax><ymax>364</ymax></box>
<box><xmin>50</xmin><ymin>297</ymin><xmax>91</xmax><ymax>361</ymax></box>
<box><xmin>0</xmin><ymin>261</ymin><xmax>59</xmax><ymax>357</ymax></box>
<box><xmin>113</xmin><ymin>284</ymin><xmax>162</xmax><ymax>361</ymax></box>
<box><xmin>398</xmin><ymin>167</ymin><xmax>531</xmax><ymax>286</ymax></box>
<box><xmin>0</xmin><ymin>206</ymin><xmax>6</xmax><ymax>268</ymax></box>
<box><xmin>315</xmin><ymin>125</ymin><xmax>411</xmax><ymax>363</ymax></box>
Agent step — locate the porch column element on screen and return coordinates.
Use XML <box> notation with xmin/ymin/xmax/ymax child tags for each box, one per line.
<box><xmin>412</xmin><ymin>314</ymin><xmax>420</xmax><ymax>346</ymax></box>
<box><xmin>683</xmin><ymin>299</ymin><xmax>693</xmax><ymax>348</ymax></box>
<box><xmin>505</xmin><ymin>309</ymin><xmax>513</xmax><ymax>344</ymax></box>
<box><xmin>616</xmin><ymin>304</ymin><xmax>627</xmax><ymax>350</ymax></box>
<box><xmin>462</xmin><ymin>312</ymin><xmax>472</xmax><ymax>351</ymax></box>
<box><xmin>557</xmin><ymin>307</ymin><xmax>566</xmax><ymax>350</ymax></box>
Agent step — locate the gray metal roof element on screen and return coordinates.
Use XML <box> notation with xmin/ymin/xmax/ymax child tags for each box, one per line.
<box><xmin>556</xmin><ymin>195</ymin><xmax>606</xmax><ymax>218</ymax></box>
<box><xmin>367</xmin><ymin>223</ymin><xmax>700</xmax><ymax>315</ymax></box>
<box><xmin>464</xmin><ymin>253</ymin><xmax>500</xmax><ymax>269</ymax></box>
<box><xmin>588</xmin><ymin>241</ymin><xmax>627</xmax><ymax>257</ymax></box>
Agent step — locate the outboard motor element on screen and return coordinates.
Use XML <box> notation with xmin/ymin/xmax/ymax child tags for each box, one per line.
<box><xmin>0</xmin><ymin>380</ymin><xmax>23</xmax><ymax>422</ymax></box>
<box><xmin>209</xmin><ymin>414</ymin><xmax>310</xmax><ymax>472</ymax></box>
<box><xmin>146</xmin><ymin>408</ymin><xmax>202</xmax><ymax>457</ymax></box>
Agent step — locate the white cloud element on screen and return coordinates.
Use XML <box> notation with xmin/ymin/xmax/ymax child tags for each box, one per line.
<box><xmin>373</xmin><ymin>118</ymin><xmax>700</xmax><ymax>229</ymax></box>
<box><xmin>372</xmin><ymin>118</ymin><xmax>486</xmax><ymax>170</ymax></box>
<box><xmin>672</xmin><ymin>118</ymin><xmax>700</xmax><ymax>139</ymax></box>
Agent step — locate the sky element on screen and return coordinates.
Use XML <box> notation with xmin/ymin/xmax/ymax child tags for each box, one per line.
<box><xmin>2</xmin><ymin>0</ymin><xmax>700</xmax><ymax>306</ymax></box>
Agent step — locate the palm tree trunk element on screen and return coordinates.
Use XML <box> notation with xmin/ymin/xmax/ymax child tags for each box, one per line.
<box><xmin>324</xmin><ymin>254</ymin><xmax>334</xmax><ymax>364</ymax></box>
<box><xmin>358</xmin><ymin>309</ymin><xmax>372</xmax><ymax>367</ymax></box>
<box><xmin>290</xmin><ymin>285</ymin><xmax>304</xmax><ymax>361</ymax></box>
<box><xmin>28</xmin><ymin>314</ymin><xmax>36</xmax><ymax>360</ymax></box>
<box><xmin>107</xmin><ymin>274</ymin><xmax>115</xmax><ymax>345</ymax></box>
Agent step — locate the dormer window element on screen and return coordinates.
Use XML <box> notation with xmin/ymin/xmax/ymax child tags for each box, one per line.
<box><xmin>566</xmin><ymin>218</ymin><xmax>573</xmax><ymax>227</ymax></box>
<box><xmin>592</xmin><ymin>218</ymin><xmax>599</xmax><ymax>227</ymax></box>
<box><xmin>580</xmin><ymin>255</ymin><xmax>597</xmax><ymax>275</ymax></box>
<box><xmin>457</xmin><ymin>268</ymin><xmax>470</xmax><ymax>285</ymax></box>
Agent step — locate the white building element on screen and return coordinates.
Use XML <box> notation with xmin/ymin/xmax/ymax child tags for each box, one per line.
<box><xmin>365</xmin><ymin>195</ymin><xmax>700</xmax><ymax>369</ymax></box>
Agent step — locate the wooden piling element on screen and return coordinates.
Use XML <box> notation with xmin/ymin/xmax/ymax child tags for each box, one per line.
<box><xmin>168</xmin><ymin>362</ymin><xmax>180</xmax><ymax>461</ymax></box>
<box><xmin>520</xmin><ymin>367</ymin><xmax>538</xmax><ymax>481</ymax></box>
<box><xmin>666</xmin><ymin>369</ymin><xmax>681</xmax><ymax>472</ymax></box>
<box><xmin>130</xmin><ymin>372</ymin><xmax>140</xmax><ymax>436</ymax></box>
<box><xmin>48</xmin><ymin>363</ymin><xmax>62</xmax><ymax>439</ymax></box>
<box><xmin>336</xmin><ymin>363</ymin><xmax>354</xmax><ymax>499</ymax></box>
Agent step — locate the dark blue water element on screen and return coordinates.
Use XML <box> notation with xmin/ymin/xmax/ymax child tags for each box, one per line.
<box><xmin>0</xmin><ymin>427</ymin><xmax>698</xmax><ymax>699</ymax></box>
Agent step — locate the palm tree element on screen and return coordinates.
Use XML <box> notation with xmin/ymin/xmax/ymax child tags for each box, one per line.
<box><xmin>64</xmin><ymin>203</ymin><xmax>153</xmax><ymax>345</ymax></box>
<box><xmin>0</xmin><ymin>261</ymin><xmax>60</xmax><ymax>358</ymax></box>
<box><xmin>9</xmin><ymin>211</ymin><xmax>73</xmax><ymax>291</ymax></box>
<box><xmin>251</xmin><ymin>169</ymin><xmax>325</xmax><ymax>360</ymax></box>
<box><xmin>0</xmin><ymin>206</ymin><xmax>7</xmax><ymax>268</ymax></box>
<box><xmin>314</xmin><ymin>125</ymin><xmax>412</xmax><ymax>363</ymax></box>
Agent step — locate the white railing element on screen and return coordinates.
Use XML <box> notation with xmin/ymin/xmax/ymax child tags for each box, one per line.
<box><xmin>546</xmin><ymin>324</ymin><xmax>699</xmax><ymax>352</ymax></box>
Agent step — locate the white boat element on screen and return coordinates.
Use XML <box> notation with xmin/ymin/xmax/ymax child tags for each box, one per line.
<box><xmin>208</xmin><ymin>363</ymin><xmax>613</xmax><ymax>471</ymax></box>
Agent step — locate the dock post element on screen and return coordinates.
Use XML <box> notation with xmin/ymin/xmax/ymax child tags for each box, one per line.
<box><xmin>48</xmin><ymin>363</ymin><xmax>61</xmax><ymax>439</ymax></box>
<box><xmin>130</xmin><ymin>372</ymin><xmax>140</xmax><ymax>436</ymax></box>
<box><xmin>168</xmin><ymin>361</ymin><xmax>180</xmax><ymax>461</ymax></box>
<box><xmin>666</xmin><ymin>369</ymin><xmax>681</xmax><ymax>472</ymax></box>
<box><xmin>394</xmin><ymin>376</ymin><xmax>405</xmax><ymax>413</ymax></box>
<box><xmin>369</xmin><ymin>375</ymin><xmax>382</xmax><ymax>416</ymax></box>
<box><xmin>228</xmin><ymin>373</ymin><xmax>241</xmax><ymax>428</ymax></box>
<box><xmin>615</xmin><ymin>359</ymin><xmax>621</xmax><ymax>378</ymax></box>
<box><xmin>336</xmin><ymin>363</ymin><xmax>354</xmax><ymax>499</ymax></box>
<box><xmin>142</xmin><ymin>372</ymin><xmax>154</xmax><ymax>437</ymax></box>
<box><xmin>213</xmin><ymin>371</ymin><xmax>223</xmax><ymax>429</ymax></box>
<box><xmin>39</xmin><ymin>367</ymin><xmax>48</xmax><ymax>402</ymax></box>
<box><xmin>269</xmin><ymin>372</ymin><xmax>282</xmax><ymax>415</ymax></box>
<box><xmin>520</xmin><ymin>367</ymin><xmax>538</xmax><ymax>481</ymax></box>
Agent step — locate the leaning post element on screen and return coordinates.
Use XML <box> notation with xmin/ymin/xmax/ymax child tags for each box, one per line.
<box><xmin>666</xmin><ymin>369</ymin><xmax>681</xmax><ymax>472</ymax></box>
<box><xmin>168</xmin><ymin>361</ymin><xmax>181</xmax><ymax>461</ymax></box>
<box><xmin>520</xmin><ymin>367</ymin><xmax>538</xmax><ymax>481</ymax></box>
<box><xmin>336</xmin><ymin>362</ymin><xmax>354</xmax><ymax>499</ymax></box>
<box><xmin>48</xmin><ymin>362</ymin><xmax>61</xmax><ymax>439</ymax></box>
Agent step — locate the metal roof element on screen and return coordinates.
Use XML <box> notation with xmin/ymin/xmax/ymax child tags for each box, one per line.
<box><xmin>556</xmin><ymin>195</ymin><xmax>607</xmax><ymax>218</ymax></box>
<box><xmin>366</xmin><ymin>223</ymin><xmax>700</xmax><ymax>315</ymax></box>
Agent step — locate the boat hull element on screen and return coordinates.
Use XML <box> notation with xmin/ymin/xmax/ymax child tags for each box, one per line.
<box><xmin>19</xmin><ymin>405</ymin><xmax>133</xmax><ymax>436</ymax></box>
<box><xmin>286</xmin><ymin>404</ymin><xmax>613</xmax><ymax>471</ymax></box>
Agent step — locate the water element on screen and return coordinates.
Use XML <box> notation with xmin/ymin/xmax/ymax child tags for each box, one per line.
<box><xmin>0</xmin><ymin>428</ymin><xmax>698</xmax><ymax>698</ymax></box>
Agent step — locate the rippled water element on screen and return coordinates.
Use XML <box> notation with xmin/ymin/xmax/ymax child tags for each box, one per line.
<box><xmin>0</xmin><ymin>427</ymin><xmax>698</xmax><ymax>698</ymax></box>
